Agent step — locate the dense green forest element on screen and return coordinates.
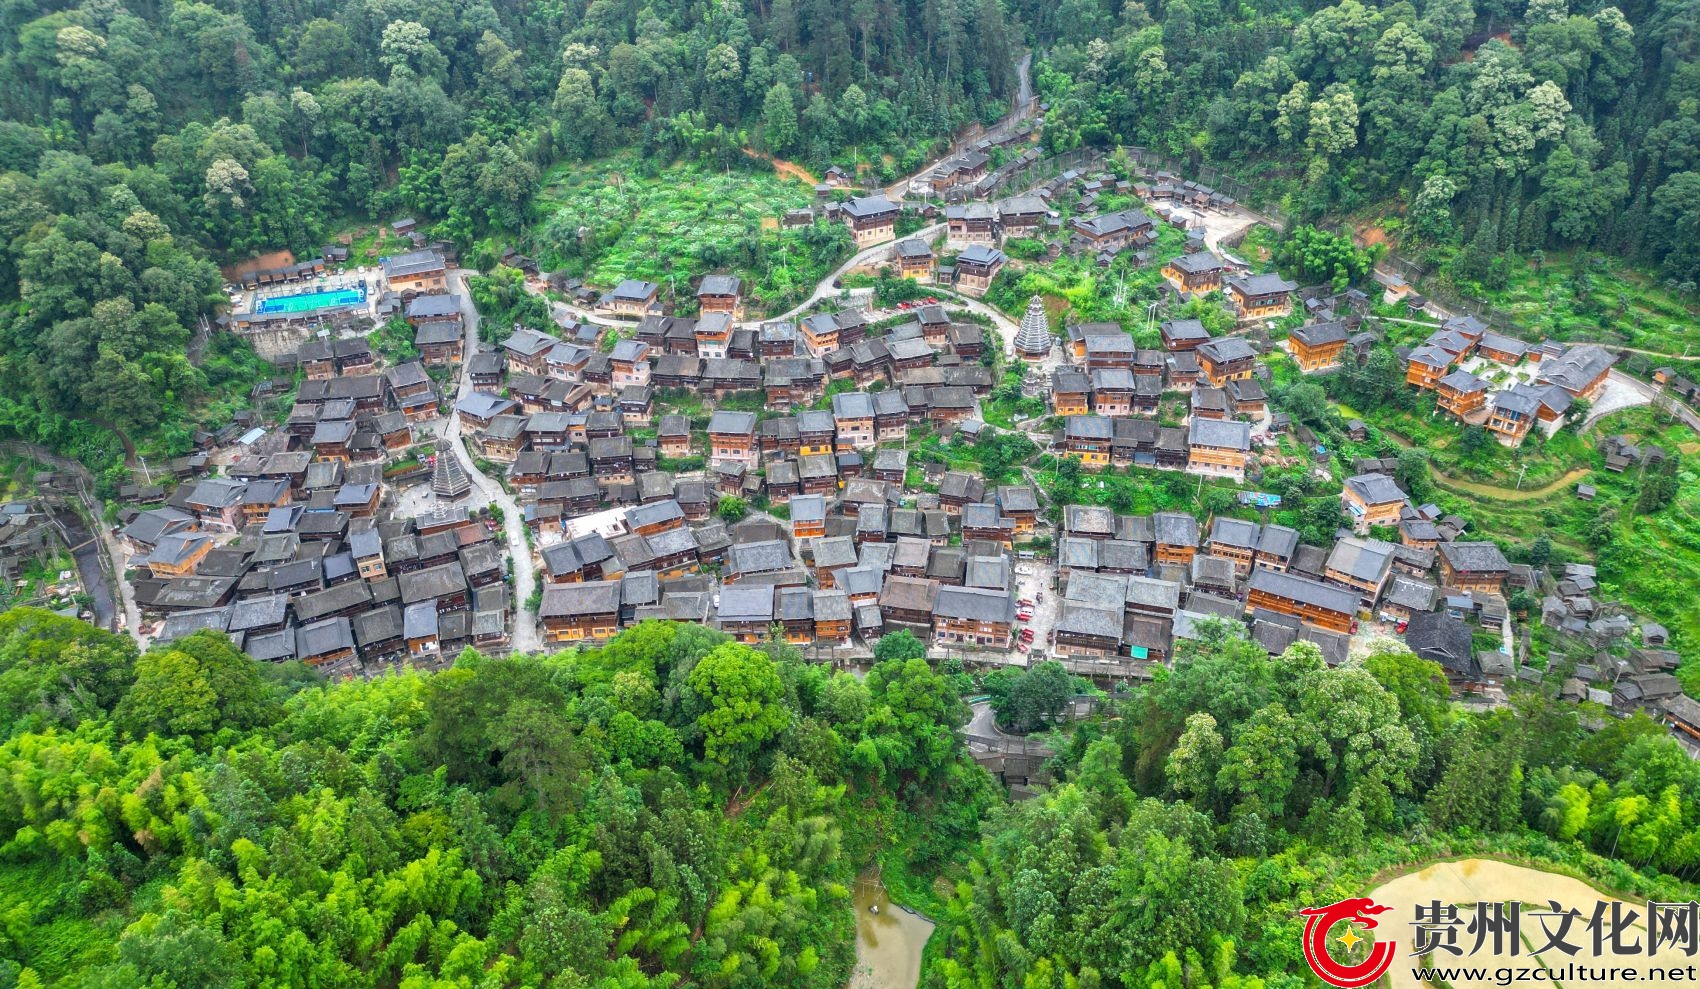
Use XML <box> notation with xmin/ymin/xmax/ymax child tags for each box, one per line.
<box><xmin>0</xmin><ymin>610</ymin><xmax>1695</xmax><ymax>988</ymax></box>
<box><xmin>1014</xmin><ymin>0</ymin><xmax>1700</xmax><ymax>294</ymax></box>
<box><xmin>0</xmin><ymin>608</ymin><xmax>995</xmax><ymax>987</ymax></box>
<box><xmin>0</xmin><ymin>0</ymin><xmax>1018</xmax><ymax>473</ymax></box>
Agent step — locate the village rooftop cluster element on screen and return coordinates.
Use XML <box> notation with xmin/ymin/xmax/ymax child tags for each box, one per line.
<box><xmin>100</xmin><ymin>145</ymin><xmax>1699</xmax><ymax>752</ymax></box>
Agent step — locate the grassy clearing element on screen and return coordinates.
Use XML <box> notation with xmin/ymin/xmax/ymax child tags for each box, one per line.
<box><xmin>529</xmin><ymin>154</ymin><xmax>853</xmax><ymax>316</ymax></box>
<box><xmin>0</xmin><ymin>858</ymin><xmax>129</xmax><ymax>979</ymax></box>
<box><xmin>1397</xmin><ymin>405</ymin><xmax>1700</xmax><ymax>680</ymax></box>
<box><xmin>1328</xmin><ymin>391</ymin><xmax>1597</xmax><ymax>490</ymax></box>
<box><xmin>1236</xmin><ymin>224</ymin><xmax>1281</xmax><ymax>270</ymax></box>
<box><xmin>1436</xmin><ymin>248</ymin><xmax>1700</xmax><ymax>356</ymax></box>
<box><xmin>982</xmin><ymin>225</ymin><xmax>1200</xmax><ymax>341</ymax></box>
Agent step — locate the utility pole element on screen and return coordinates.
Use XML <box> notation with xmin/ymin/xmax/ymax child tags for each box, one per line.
<box><xmin>1516</xmin><ymin>464</ymin><xmax>1528</xmax><ymax>490</ymax></box>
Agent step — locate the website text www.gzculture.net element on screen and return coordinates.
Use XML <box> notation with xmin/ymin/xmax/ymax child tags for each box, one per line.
<box><xmin>1410</xmin><ymin>963</ymin><xmax>1700</xmax><ymax>986</ymax></box>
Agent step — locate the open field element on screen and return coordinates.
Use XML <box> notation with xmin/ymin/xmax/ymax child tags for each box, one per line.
<box><xmin>983</xmin><ymin>225</ymin><xmax>1196</xmax><ymax>341</ymax></box>
<box><xmin>1370</xmin><ymin>859</ymin><xmax>1658</xmax><ymax>989</ymax></box>
<box><xmin>1388</xmin><ymin>405</ymin><xmax>1700</xmax><ymax>674</ymax></box>
<box><xmin>1435</xmin><ymin>248</ymin><xmax>1700</xmax><ymax>356</ymax></box>
<box><xmin>529</xmin><ymin>154</ymin><xmax>852</xmax><ymax>316</ymax></box>
<box><xmin>1330</xmin><ymin>394</ymin><xmax>1598</xmax><ymax>491</ymax></box>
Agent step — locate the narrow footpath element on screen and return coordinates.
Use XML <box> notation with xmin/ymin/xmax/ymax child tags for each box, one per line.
<box><xmin>446</xmin><ymin>269</ymin><xmax>540</xmax><ymax>654</ymax></box>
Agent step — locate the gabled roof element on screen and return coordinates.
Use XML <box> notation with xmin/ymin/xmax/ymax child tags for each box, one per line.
<box><xmin>1437</xmin><ymin>369</ymin><xmax>1489</xmax><ymax>393</ymax></box>
<box><xmin>895</xmin><ymin>238</ymin><xmax>933</xmax><ymax>260</ymax></box>
<box><xmin>1153</xmin><ymin>511</ymin><xmax>1199</xmax><ymax>547</ymax></box>
<box><xmin>1064</xmin><ymin>415</ymin><xmax>1114</xmax><ymax>440</ymax></box>
<box><xmin>539</xmin><ymin>579</ymin><xmax>622</xmax><ymax>617</ymax></box>
<box><xmin>123</xmin><ymin>507</ymin><xmax>196</xmax><ymax>546</ymax></box>
<box><xmin>1290</xmin><ymin>321</ymin><xmax>1348</xmax><ymax>346</ymax></box>
<box><xmin>707</xmin><ymin>410</ymin><xmax>758</xmax><ymax>434</ymax></box>
<box><xmin>698</xmin><ymin>274</ymin><xmax>741</xmax><ymax>296</ymax></box>
<box><xmin>728</xmin><ymin>539</ymin><xmax>794</xmax><ymax>574</ymax></box>
<box><xmin>934</xmin><ymin>586</ymin><xmax>1015</xmax><ymax>623</ymax></box>
<box><xmin>1384</xmin><ymin>576</ymin><xmax>1438</xmax><ymax>613</ymax></box>
<box><xmin>1197</xmin><ymin>336</ymin><xmax>1256</xmax><ymax>364</ymax></box>
<box><xmin>957</xmin><ymin>245</ymin><xmax>1007</xmax><ymax>267</ymax></box>
<box><xmin>1057</xmin><ymin>601</ymin><xmax>1122</xmax><ymax>639</ymax></box>
<box><xmin>502</xmin><ymin>326</ymin><xmax>558</xmax><ymax>356</ymax></box>
<box><xmin>997</xmin><ymin>194</ymin><xmax>1050</xmax><ymax>217</ymax></box>
<box><xmin>1325</xmin><ymin>537</ymin><xmax>1395</xmax><ymax>584</ymax></box>
<box><xmin>1407</xmin><ymin>344</ymin><xmax>1453</xmax><ymax>369</ymax></box>
<box><xmin>1405</xmin><ymin>611</ymin><xmax>1476</xmax><ymax>674</ymax></box>
<box><xmin>609</xmin><ymin>278</ymin><xmax>659</xmax><ymax>301</ymax></box>
<box><xmin>842</xmin><ymin>194</ymin><xmax>898</xmax><ymax>218</ymax></box>
<box><xmin>1477</xmin><ymin>331</ymin><xmax>1527</xmax><ymax>356</ymax></box>
<box><xmin>406</xmin><ymin>293</ymin><xmax>461</xmax><ymax>319</ymax></box>
<box><xmin>1248</xmin><ymin>566</ymin><xmax>1359</xmax><ymax>615</ymax></box>
<box><xmin>295</xmin><ymin>616</ymin><xmax>355</xmax><ymax>659</ymax></box>
<box><xmin>1126</xmin><ymin>575</ymin><xmax>1182</xmax><ymax>611</ymax></box>
<box><xmin>1189</xmin><ymin>418</ymin><xmax>1251</xmax><ymax>452</ymax></box>
<box><xmin>456</xmin><ymin>392</ymin><xmax>516</xmax><ymax>420</ymax></box>
<box><xmin>1071</xmin><ymin>208</ymin><xmax>1153</xmax><ymax>238</ymax></box>
<box><xmin>1209</xmin><ymin>516</ymin><xmax>1261</xmax><ymax>550</ymax></box>
<box><xmin>186</xmin><ymin>478</ymin><xmax>246</xmax><ymax>509</ymax></box>
<box><xmin>1160</xmin><ymin>319</ymin><xmax>1211</xmax><ymax>344</ymax></box>
<box><xmin>380</xmin><ymin>249</ymin><xmax>445</xmax><ymax>278</ymax></box>
<box><xmin>1170</xmin><ymin>251</ymin><xmax>1226</xmax><ymax>274</ymax></box>
<box><xmin>879</xmin><ymin>575</ymin><xmax>940</xmax><ymax>611</ymax></box>
<box><xmin>996</xmin><ymin>485</ymin><xmax>1039</xmax><ymax>512</ymax></box>
<box><xmin>1491</xmin><ymin>384</ymin><xmax>1543</xmax><ymax>417</ymax></box>
<box><xmin>1537</xmin><ymin>344</ymin><xmax>1616</xmax><ymax>393</ymax></box>
<box><xmin>1438</xmin><ymin>541</ymin><xmax>1510</xmax><ymax>574</ymax></box>
<box><xmin>1256</xmin><ymin>524</ymin><xmax>1300</xmax><ymax>559</ymax></box>
<box><xmin>832</xmin><ymin>391</ymin><xmax>876</xmax><ymax>419</ymax></box>
<box><xmin>146</xmin><ymin>532</ymin><xmax>214</xmax><ymax>569</ymax></box>
<box><xmin>1344</xmin><ymin>473</ymin><xmax>1407</xmax><ymax>505</ymax></box>
<box><xmin>1228</xmin><ymin>272</ymin><xmax>1298</xmax><ymax>295</ymax></box>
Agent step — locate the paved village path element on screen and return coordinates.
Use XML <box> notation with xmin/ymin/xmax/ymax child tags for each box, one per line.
<box><xmin>447</xmin><ymin>269</ymin><xmax>541</xmax><ymax>654</ymax></box>
<box><xmin>0</xmin><ymin>441</ymin><xmax>145</xmax><ymax>644</ymax></box>
<box><xmin>881</xmin><ymin>53</ymin><xmax>1037</xmax><ymax>200</ymax></box>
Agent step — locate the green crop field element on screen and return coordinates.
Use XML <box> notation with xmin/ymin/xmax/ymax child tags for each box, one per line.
<box><xmin>1386</xmin><ymin>404</ymin><xmax>1700</xmax><ymax>683</ymax></box>
<box><xmin>530</xmin><ymin>154</ymin><xmax>853</xmax><ymax>316</ymax></box>
<box><xmin>1435</xmin><ymin>248</ymin><xmax>1700</xmax><ymax>356</ymax></box>
<box><xmin>982</xmin><ymin>225</ymin><xmax>1198</xmax><ymax>340</ymax></box>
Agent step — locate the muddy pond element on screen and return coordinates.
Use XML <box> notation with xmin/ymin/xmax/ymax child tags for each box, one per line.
<box><xmin>1367</xmin><ymin>858</ymin><xmax>1663</xmax><ymax>989</ymax></box>
<box><xmin>848</xmin><ymin>871</ymin><xmax>934</xmax><ymax>989</ymax></box>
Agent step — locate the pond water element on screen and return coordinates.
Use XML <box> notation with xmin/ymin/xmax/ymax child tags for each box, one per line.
<box><xmin>1366</xmin><ymin>859</ymin><xmax>1658</xmax><ymax>989</ymax></box>
<box><xmin>849</xmin><ymin>871</ymin><xmax>935</xmax><ymax>989</ymax></box>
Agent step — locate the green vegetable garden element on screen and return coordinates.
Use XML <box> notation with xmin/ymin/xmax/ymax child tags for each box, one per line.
<box><xmin>531</xmin><ymin>156</ymin><xmax>854</xmax><ymax>316</ymax></box>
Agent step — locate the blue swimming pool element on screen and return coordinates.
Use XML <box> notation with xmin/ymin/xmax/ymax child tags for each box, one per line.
<box><xmin>255</xmin><ymin>285</ymin><xmax>367</xmax><ymax>315</ymax></box>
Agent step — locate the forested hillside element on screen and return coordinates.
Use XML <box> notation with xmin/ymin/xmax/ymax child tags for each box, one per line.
<box><xmin>0</xmin><ymin>613</ymin><xmax>1695</xmax><ymax>988</ymax></box>
<box><xmin>0</xmin><ymin>609</ymin><xmax>994</xmax><ymax>987</ymax></box>
<box><xmin>1013</xmin><ymin>0</ymin><xmax>1700</xmax><ymax>292</ymax></box>
<box><xmin>927</xmin><ymin>623</ymin><xmax>1700</xmax><ymax>988</ymax></box>
<box><xmin>0</xmin><ymin>0</ymin><xmax>1017</xmax><ymax>472</ymax></box>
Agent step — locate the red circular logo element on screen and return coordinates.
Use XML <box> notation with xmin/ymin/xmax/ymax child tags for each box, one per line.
<box><xmin>1298</xmin><ymin>898</ymin><xmax>1398</xmax><ymax>988</ymax></box>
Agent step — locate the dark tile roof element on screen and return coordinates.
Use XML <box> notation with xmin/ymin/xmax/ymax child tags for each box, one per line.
<box><xmin>1248</xmin><ymin>566</ymin><xmax>1359</xmax><ymax>615</ymax></box>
